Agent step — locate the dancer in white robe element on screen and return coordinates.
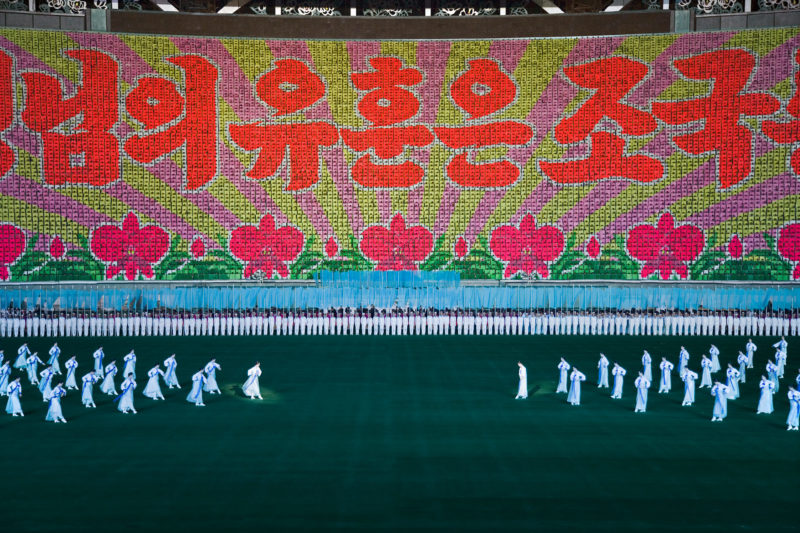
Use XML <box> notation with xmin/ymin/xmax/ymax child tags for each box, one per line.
<box><xmin>678</xmin><ymin>347</ymin><xmax>689</xmax><ymax>376</ymax></box>
<box><xmin>143</xmin><ymin>365</ymin><xmax>166</xmax><ymax>400</ymax></box>
<box><xmin>745</xmin><ymin>339</ymin><xmax>756</xmax><ymax>369</ymax></box>
<box><xmin>0</xmin><ymin>361</ymin><xmax>10</xmax><ymax>395</ymax></box>
<box><xmin>93</xmin><ymin>347</ymin><xmax>105</xmax><ymax>378</ymax></box>
<box><xmin>164</xmin><ymin>354</ymin><xmax>180</xmax><ymax>389</ymax></box>
<box><xmin>242</xmin><ymin>362</ymin><xmax>263</xmax><ymax>400</ymax></box>
<box><xmin>766</xmin><ymin>360</ymin><xmax>779</xmax><ymax>393</ymax></box>
<box><xmin>682</xmin><ymin>369</ymin><xmax>698</xmax><ymax>406</ymax></box>
<box><xmin>611</xmin><ymin>363</ymin><xmax>626</xmax><ymax>399</ymax></box>
<box><xmin>737</xmin><ymin>352</ymin><xmax>748</xmax><ymax>384</ymax></box>
<box><xmin>122</xmin><ymin>351</ymin><xmax>136</xmax><ymax>380</ymax></box>
<box><xmin>47</xmin><ymin>343</ymin><xmax>62</xmax><ymax>375</ymax></box>
<box><xmin>757</xmin><ymin>376</ymin><xmax>775</xmax><ymax>414</ymax></box>
<box><xmin>187</xmin><ymin>370</ymin><xmax>206</xmax><ymax>406</ymax></box>
<box><xmin>81</xmin><ymin>371</ymin><xmax>99</xmax><ymax>408</ymax></box>
<box><xmin>642</xmin><ymin>351</ymin><xmax>652</xmax><ymax>382</ymax></box>
<box><xmin>634</xmin><ymin>372</ymin><xmax>650</xmax><ymax>412</ymax></box>
<box><xmin>39</xmin><ymin>366</ymin><xmax>55</xmax><ymax>401</ymax></box>
<box><xmin>711</xmin><ymin>382</ymin><xmax>729</xmax><ymax>421</ymax></box>
<box><xmin>14</xmin><ymin>344</ymin><xmax>30</xmax><ymax>369</ymax></box>
<box><xmin>5</xmin><ymin>377</ymin><xmax>23</xmax><ymax>416</ymax></box>
<box><xmin>100</xmin><ymin>361</ymin><xmax>118</xmax><ymax>396</ymax></box>
<box><xmin>597</xmin><ymin>354</ymin><xmax>609</xmax><ymax>388</ymax></box>
<box><xmin>709</xmin><ymin>345</ymin><xmax>721</xmax><ymax>373</ymax></box>
<box><xmin>515</xmin><ymin>362</ymin><xmax>527</xmax><ymax>399</ymax></box>
<box><xmin>203</xmin><ymin>359</ymin><xmax>221</xmax><ymax>394</ymax></box>
<box><xmin>556</xmin><ymin>358</ymin><xmax>570</xmax><ymax>394</ymax></box>
<box><xmin>45</xmin><ymin>383</ymin><xmax>67</xmax><ymax>423</ymax></box>
<box><xmin>700</xmin><ymin>355</ymin><xmax>713</xmax><ymax>388</ymax></box>
<box><xmin>25</xmin><ymin>353</ymin><xmax>44</xmax><ymax>385</ymax></box>
<box><xmin>64</xmin><ymin>357</ymin><xmax>78</xmax><ymax>390</ymax></box>
<box><xmin>116</xmin><ymin>374</ymin><xmax>137</xmax><ymax>414</ymax></box>
<box><xmin>786</xmin><ymin>387</ymin><xmax>800</xmax><ymax>430</ymax></box>
<box><xmin>567</xmin><ymin>368</ymin><xmax>586</xmax><ymax>406</ymax></box>
<box><xmin>658</xmin><ymin>358</ymin><xmax>674</xmax><ymax>393</ymax></box>
<box><xmin>726</xmin><ymin>364</ymin><xmax>740</xmax><ymax>400</ymax></box>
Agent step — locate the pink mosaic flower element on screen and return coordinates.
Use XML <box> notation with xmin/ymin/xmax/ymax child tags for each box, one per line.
<box><xmin>325</xmin><ymin>237</ymin><xmax>338</xmax><ymax>259</ymax></box>
<box><xmin>50</xmin><ymin>236</ymin><xmax>65</xmax><ymax>260</ymax></box>
<box><xmin>777</xmin><ymin>224</ymin><xmax>800</xmax><ymax>279</ymax></box>
<box><xmin>229</xmin><ymin>214</ymin><xmax>304</xmax><ymax>279</ymax></box>
<box><xmin>91</xmin><ymin>213</ymin><xmax>169</xmax><ymax>280</ymax></box>
<box><xmin>626</xmin><ymin>212</ymin><xmax>705</xmax><ymax>280</ymax></box>
<box><xmin>0</xmin><ymin>224</ymin><xmax>25</xmax><ymax>281</ymax></box>
<box><xmin>728</xmin><ymin>234</ymin><xmax>743</xmax><ymax>259</ymax></box>
<box><xmin>489</xmin><ymin>214</ymin><xmax>565</xmax><ymax>279</ymax></box>
<box><xmin>360</xmin><ymin>214</ymin><xmax>433</xmax><ymax>271</ymax></box>
<box><xmin>191</xmin><ymin>238</ymin><xmax>206</xmax><ymax>259</ymax></box>
<box><xmin>454</xmin><ymin>237</ymin><xmax>468</xmax><ymax>259</ymax></box>
<box><xmin>586</xmin><ymin>235</ymin><xmax>600</xmax><ymax>259</ymax></box>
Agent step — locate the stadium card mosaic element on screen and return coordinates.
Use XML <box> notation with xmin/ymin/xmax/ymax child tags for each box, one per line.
<box><xmin>0</xmin><ymin>28</ymin><xmax>800</xmax><ymax>281</ymax></box>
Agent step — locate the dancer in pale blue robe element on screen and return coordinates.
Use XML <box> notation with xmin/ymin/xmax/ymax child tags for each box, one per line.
<box><xmin>597</xmin><ymin>354</ymin><xmax>609</xmax><ymax>389</ymax></box>
<box><xmin>38</xmin><ymin>366</ymin><xmax>55</xmax><ymax>401</ymax></box>
<box><xmin>45</xmin><ymin>383</ymin><xmax>67</xmax><ymax>422</ymax></box>
<box><xmin>710</xmin><ymin>382</ymin><xmax>729</xmax><ymax>421</ymax></box>
<box><xmin>64</xmin><ymin>357</ymin><xmax>78</xmax><ymax>390</ymax></box>
<box><xmin>122</xmin><ymin>351</ymin><xmax>136</xmax><ymax>380</ymax></box>
<box><xmin>47</xmin><ymin>343</ymin><xmax>62</xmax><ymax>375</ymax></box>
<box><xmin>0</xmin><ymin>350</ymin><xmax>3</xmax><ymax>367</ymax></box>
<box><xmin>634</xmin><ymin>372</ymin><xmax>650</xmax><ymax>412</ymax></box>
<box><xmin>100</xmin><ymin>361</ymin><xmax>118</xmax><ymax>396</ymax></box>
<box><xmin>242</xmin><ymin>362</ymin><xmax>263</xmax><ymax>400</ymax></box>
<box><xmin>556</xmin><ymin>358</ymin><xmax>570</xmax><ymax>393</ymax></box>
<box><xmin>757</xmin><ymin>376</ymin><xmax>775</xmax><ymax>414</ymax></box>
<box><xmin>14</xmin><ymin>344</ymin><xmax>30</xmax><ymax>369</ymax></box>
<box><xmin>116</xmin><ymin>374</ymin><xmax>137</xmax><ymax>414</ymax></box>
<box><xmin>786</xmin><ymin>387</ymin><xmax>800</xmax><ymax>430</ymax></box>
<box><xmin>567</xmin><ymin>368</ymin><xmax>586</xmax><ymax>406</ymax></box>
<box><xmin>163</xmin><ymin>354</ymin><xmax>180</xmax><ymax>389</ymax></box>
<box><xmin>658</xmin><ymin>358</ymin><xmax>674</xmax><ymax>393</ymax></box>
<box><xmin>187</xmin><ymin>370</ymin><xmax>207</xmax><ymax>406</ymax></box>
<box><xmin>678</xmin><ymin>347</ymin><xmax>689</xmax><ymax>376</ymax></box>
<box><xmin>682</xmin><ymin>369</ymin><xmax>698</xmax><ymax>406</ymax></box>
<box><xmin>726</xmin><ymin>364</ymin><xmax>740</xmax><ymax>399</ymax></box>
<box><xmin>5</xmin><ymin>378</ymin><xmax>22</xmax><ymax>416</ymax></box>
<box><xmin>93</xmin><ymin>347</ymin><xmax>105</xmax><ymax>378</ymax></box>
<box><xmin>737</xmin><ymin>352</ymin><xmax>748</xmax><ymax>384</ymax></box>
<box><xmin>611</xmin><ymin>363</ymin><xmax>626</xmax><ymax>399</ymax></box>
<box><xmin>642</xmin><ymin>351</ymin><xmax>652</xmax><ymax>382</ymax></box>
<box><xmin>766</xmin><ymin>360</ymin><xmax>779</xmax><ymax>393</ymax></box>
<box><xmin>25</xmin><ymin>353</ymin><xmax>44</xmax><ymax>385</ymax></box>
<box><xmin>700</xmin><ymin>355</ymin><xmax>713</xmax><ymax>388</ymax></box>
<box><xmin>709</xmin><ymin>345</ymin><xmax>721</xmax><ymax>373</ymax></box>
<box><xmin>745</xmin><ymin>339</ymin><xmax>757</xmax><ymax>369</ymax></box>
<box><xmin>0</xmin><ymin>361</ymin><xmax>11</xmax><ymax>395</ymax></box>
<box><xmin>797</xmin><ymin>369</ymin><xmax>800</xmax><ymax>390</ymax></box>
<box><xmin>204</xmin><ymin>359</ymin><xmax>222</xmax><ymax>395</ymax></box>
<box><xmin>775</xmin><ymin>350</ymin><xmax>787</xmax><ymax>379</ymax></box>
<box><xmin>81</xmin><ymin>371</ymin><xmax>99</xmax><ymax>408</ymax></box>
<box><xmin>143</xmin><ymin>365</ymin><xmax>165</xmax><ymax>400</ymax></box>
<box><xmin>773</xmin><ymin>336</ymin><xmax>788</xmax><ymax>356</ymax></box>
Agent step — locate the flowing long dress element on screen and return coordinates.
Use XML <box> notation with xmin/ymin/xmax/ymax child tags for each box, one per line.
<box><xmin>14</xmin><ymin>345</ymin><xmax>29</xmax><ymax>369</ymax></box>
<box><xmin>642</xmin><ymin>352</ymin><xmax>652</xmax><ymax>382</ymax></box>
<box><xmin>711</xmin><ymin>383</ymin><xmax>729</xmax><ymax>420</ymax></box>
<box><xmin>38</xmin><ymin>367</ymin><xmax>54</xmax><ymax>401</ymax></box>
<box><xmin>81</xmin><ymin>373</ymin><xmax>99</xmax><ymax>407</ymax></box>
<box><xmin>787</xmin><ymin>389</ymin><xmax>800</xmax><ymax>429</ymax></box>
<box><xmin>737</xmin><ymin>353</ymin><xmax>748</xmax><ymax>384</ymax></box>
<box><xmin>164</xmin><ymin>356</ymin><xmax>180</xmax><ymax>389</ymax></box>
<box><xmin>186</xmin><ymin>371</ymin><xmax>206</xmax><ymax>406</ymax></box>
<box><xmin>726</xmin><ymin>368</ymin><xmax>740</xmax><ymax>399</ymax></box>
<box><xmin>242</xmin><ymin>365</ymin><xmax>262</xmax><ymax>399</ymax></box>
<box><xmin>116</xmin><ymin>377</ymin><xmax>137</xmax><ymax>413</ymax></box>
<box><xmin>556</xmin><ymin>361</ymin><xmax>570</xmax><ymax>393</ymax></box>
<box><xmin>45</xmin><ymin>385</ymin><xmax>67</xmax><ymax>422</ymax></box>
<box><xmin>700</xmin><ymin>357</ymin><xmax>713</xmax><ymax>388</ymax></box>
<box><xmin>710</xmin><ymin>346</ymin><xmax>721</xmax><ymax>373</ymax></box>
<box><xmin>93</xmin><ymin>349</ymin><xmax>104</xmax><ymax>378</ymax></box>
<box><xmin>47</xmin><ymin>345</ymin><xmax>62</xmax><ymax>375</ymax></box>
<box><xmin>678</xmin><ymin>348</ymin><xmax>689</xmax><ymax>376</ymax></box>
<box><xmin>767</xmin><ymin>362</ymin><xmax>779</xmax><ymax>393</ymax></box>
<box><xmin>597</xmin><ymin>356</ymin><xmax>609</xmax><ymax>388</ymax></box>
<box><xmin>634</xmin><ymin>376</ymin><xmax>650</xmax><ymax>412</ymax></box>
<box><xmin>143</xmin><ymin>367</ymin><xmax>165</xmax><ymax>400</ymax></box>
<box><xmin>611</xmin><ymin>366</ymin><xmax>626</xmax><ymax>399</ymax></box>
<box><xmin>0</xmin><ymin>363</ymin><xmax>10</xmax><ymax>395</ymax></box>
<box><xmin>567</xmin><ymin>370</ymin><xmax>586</xmax><ymax>406</ymax></box>
<box><xmin>757</xmin><ymin>378</ymin><xmax>775</xmax><ymax>414</ymax></box>
<box><xmin>682</xmin><ymin>370</ymin><xmax>698</xmax><ymax>406</ymax></box>
<box><xmin>100</xmin><ymin>364</ymin><xmax>118</xmax><ymax>395</ymax></box>
<box><xmin>26</xmin><ymin>354</ymin><xmax>43</xmax><ymax>385</ymax></box>
<box><xmin>122</xmin><ymin>352</ymin><xmax>136</xmax><ymax>380</ymax></box>
<box><xmin>203</xmin><ymin>361</ymin><xmax>221</xmax><ymax>394</ymax></box>
<box><xmin>64</xmin><ymin>359</ymin><xmax>78</xmax><ymax>390</ymax></box>
<box><xmin>5</xmin><ymin>380</ymin><xmax>22</xmax><ymax>415</ymax></box>
<box><xmin>659</xmin><ymin>361</ymin><xmax>674</xmax><ymax>393</ymax></box>
<box><xmin>746</xmin><ymin>341</ymin><xmax>757</xmax><ymax>368</ymax></box>
<box><xmin>515</xmin><ymin>364</ymin><xmax>527</xmax><ymax>399</ymax></box>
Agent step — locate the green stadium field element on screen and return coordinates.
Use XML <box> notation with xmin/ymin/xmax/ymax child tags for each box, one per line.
<box><xmin>2</xmin><ymin>334</ymin><xmax>798</xmax><ymax>532</ymax></box>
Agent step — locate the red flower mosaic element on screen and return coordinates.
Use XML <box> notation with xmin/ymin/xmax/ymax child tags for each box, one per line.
<box><xmin>489</xmin><ymin>214</ymin><xmax>565</xmax><ymax>279</ymax></box>
<box><xmin>229</xmin><ymin>214</ymin><xmax>304</xmax><ymax>279</ymax></box>
<box><xmin>777</xmin><ymin>224</ymin><xmax>800</xmax><ymax>279</ymax></box>
<box><xmin>626</xmin><ymin>212</ymin><xmax>704</xmax><ymax>280</ymax></box>
<box><xmin>360</xmin><ymin>214</ymin><xmax>433</xmax><ymax>271</ymax></box>
<box><xmin>0</xmin><ymin>224</ymin><xmax>25</xmax><ymax>281</ymax></box>
<box><xmin>91</xmin><ymin>212</ymin><xmax>169</xmax><ymax>280</ymax></box>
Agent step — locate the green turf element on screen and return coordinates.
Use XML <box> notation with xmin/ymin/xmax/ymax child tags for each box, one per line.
<box><xmin>2</xmin><ymin>334</ymin><xmax>798</xmax><ymax>532</ymax></box>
